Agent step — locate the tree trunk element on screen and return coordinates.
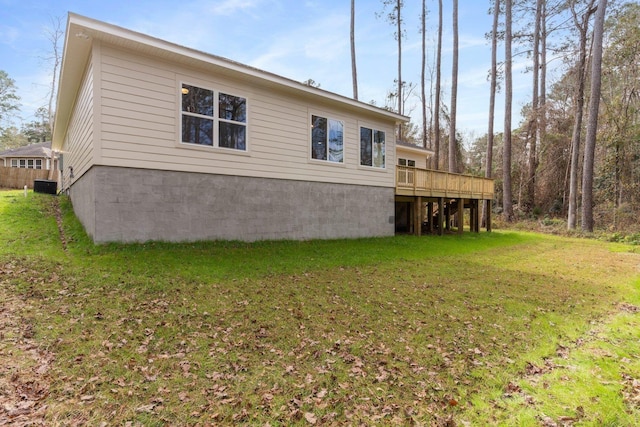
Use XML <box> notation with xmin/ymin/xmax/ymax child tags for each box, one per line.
<box><xmin>526</xmin><ymin>0</ymin><xmax>543</xmax><ymax>213</ymax></box>
<box><xmin>581</xmin><ymin>0</ymin><xmax>608</xmax><ymax>232</ymax></box>
<box><xmin>449</xmin><ymin>0</ymin><xmax>459</xmax><ymax>173</ymax></box>
<box><xmin>351</xmin><ymin>0</ymin><xmax>358</xmax><ymax>100</ymax></box>
<box><xmin>503</xmin><ymin>0</ymin><xmax>514</xmax><ymax>221</ymax></box>
<box><xmin>45</xmin><ymin>16</ymin><xmax>63</xmax><ymax>180</ymax></box>
<box><xmin>433</xmin><ymin>0</ymin><xmax>442</xmax><ymax>170</ymax></box>
<box><xmin>421</xmin><ymin>0</ymin><xmax>427</xmax><ymax>148</ymax></box>
<box><xmin>539</xmin><ymin>0</ymin><xmax>547</xmax><ymax>203</ymax></box>
<box><xmin>568</xmin><ymin>1</ymin><xmax>595</xmax><ymax>230</ymax></box>
<box><xmin>483</xmin><ymin>0</ymin><xmax>500</xmax><ymax>228</ymax></box>
<box><xmin>397</xmin><ymin>0</ymin><xmax>403</xmax><ymax>140</ymax></box>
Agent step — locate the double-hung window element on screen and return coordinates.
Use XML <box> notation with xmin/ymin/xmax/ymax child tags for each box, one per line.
<box><xmin>360</xmin><ymin>127</ymin><xmax>386</xmax><ymax>168</ymax></box>
<box><xmin>398</xmin><ymin>158</ymin><xmax>415</xmax><ymax>167</ymax></box>
<box><xmin>181</xmin><ymin>83</ymin><xmax>247</xmax><ymax>150</ymax></box>
<box><xmin>311</xmin><ymin>115</ymin><xmax>344</xmax><ymax>163</ymax></box>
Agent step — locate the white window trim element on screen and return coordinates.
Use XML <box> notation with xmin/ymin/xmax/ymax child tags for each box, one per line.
<box><xmin>308</xmin><ymin>111</ymin><xmax>346</xmax><ymax>166</ymax></box>
<box><xmin>358</xmin><ymin>122</ymin><xmax>387</xmax><ymax>171</ymax></box>
<box><xmin>178</xmin><ymin>81</ymin><xmax>249</xmax><ymax>153</ymax></box>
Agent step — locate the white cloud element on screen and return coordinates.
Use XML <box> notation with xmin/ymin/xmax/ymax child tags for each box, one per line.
<box><xmin>248</xmin><ymin>11</ymin><xmax>349</xmax><ymax>81</ymax></box>
<box><xmin>206</xmin><ymin>0</ymin><xmax>269</xmax><ymax>16</ymax></box>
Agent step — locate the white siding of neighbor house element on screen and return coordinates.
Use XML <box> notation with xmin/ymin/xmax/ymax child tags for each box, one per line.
<box><xmin>63</xmin><ymin>52</ymin><xmax>95</xmax><ymax>186</ymax></box>
<box><xmin>95</xmin><ymin>44</ymin><xmax>397</xmax><ymax>188</ymax></box>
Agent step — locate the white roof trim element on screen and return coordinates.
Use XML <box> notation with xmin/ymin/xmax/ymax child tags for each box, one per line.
<box><xmin>397</xmin><ymin>143</ymin><xmax>435</xmax><ymax>157</ymax></box>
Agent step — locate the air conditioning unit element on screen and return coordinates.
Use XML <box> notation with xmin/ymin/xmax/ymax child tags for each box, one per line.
<box><xmin>34</xmin><ymin>179</ymin><xmax>57</xmax><ymax>195</ymax></box>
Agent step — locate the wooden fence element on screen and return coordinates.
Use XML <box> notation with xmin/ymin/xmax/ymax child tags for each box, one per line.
<box><xmin>0</xmin><ymin>166</ymin><xmax>53</xmax><ymax>189</ymax></box>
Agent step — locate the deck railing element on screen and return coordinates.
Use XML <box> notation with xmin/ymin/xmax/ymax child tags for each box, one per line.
<box><xmin>396</xmin><ymin>166</ymin><xmax>494</xmax><ymax>200</ymax></box>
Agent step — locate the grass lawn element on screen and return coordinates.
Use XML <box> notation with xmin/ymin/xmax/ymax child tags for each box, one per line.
<box><xmin>1</xmin><ymin>190</ymin><xmax>639</xmax><ymax>426</ymax></box>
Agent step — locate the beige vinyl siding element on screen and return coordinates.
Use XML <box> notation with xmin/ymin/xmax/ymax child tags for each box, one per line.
<box><xmin>397</xmin><ymin>148</ymin><xmax>429</xmax><ymax>169</ymax></box>
<box><xmin>97</xmin><ymin>44</ymin><xmax>396</xmax><ymax>188</ymax></box>
<box><xmin>63</xmin><ymin>57</ymin><xmax>95</xmax><ymax>187</ymax></box>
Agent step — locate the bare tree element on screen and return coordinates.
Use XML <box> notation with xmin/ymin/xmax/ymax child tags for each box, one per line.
<box><xmin>503</xmin><ymin>0</ymin><xmax>515</xmax><ymax>221</ymax></box>
<box><xmin>483</xmin><ymin>0</ymin><xmax>501</xmax><ymax>227</ymax></box>
<box><xmin>44</xmin><ymin>16</ymin><xmax>64</xmax><ymax>136</ymax></box>
<box><xmin>420</xmin><ymin>0</ymin><xmax>427</xmax><ymax>148</ymax></box>
<box><xmin>524</xmin><ymin>0</ymin><xmax>544</xmax><ymax>212</ymax></box>
<box><xmin>581</xmin><ymin>0</ymin><xmax>608</xmax><ymax>232</ymax></box>
<box><xmin>448</xmin><ymin>0</ymin><xmax>459</xmax><ymax>173</ymax></box>
<box><xmin>433</xmin><ymin>0</ymin><xmax>443</xmax><ymax>169</ymax></box>
<box><xmin>539</xmin><ymin>0</ymin><xmax>547</xmax><ymax>203</ymax></box>
<box><xmin>379</xmin><ymin>0</ymin><xmax>404</xmax><ymax>140</ymax></box>
<box><xmin>568</xmin><ymin>0</ymin><xmax>596</xmax><ymax>229</ymax></box>
<box><xmin>351</xmin><ymin>0</ymin><xmax>358</xmax><ymax>100</ymax></box>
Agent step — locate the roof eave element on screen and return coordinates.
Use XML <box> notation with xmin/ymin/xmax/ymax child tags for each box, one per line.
<box><xmin>52</xmin><ymin>13</ymin><xmax>408</xmax><ymax>150</ymax></box>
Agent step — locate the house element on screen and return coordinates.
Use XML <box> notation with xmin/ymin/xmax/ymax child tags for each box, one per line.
<box><xmin>0</xmin><ymin>141</ymin><xmax>57</xmax><ymax>171</ymax></box>
<box><xmin>0</xmin><ymin>141</ymin><xmax>58</xmax><ymax>189</ymax></box>
<box><xmin>52</xmin><ymin>14</ymin><xmax>410</xmax><ymax>243</ymax></box>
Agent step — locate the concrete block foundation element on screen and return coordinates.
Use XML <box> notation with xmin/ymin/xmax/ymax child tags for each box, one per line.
<box><xmin>70</xmin><ymin>166</ymin><xmax>395</xmax><ymax>243</ymax></box>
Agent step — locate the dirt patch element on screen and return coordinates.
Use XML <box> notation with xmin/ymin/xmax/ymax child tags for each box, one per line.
<box><xmin>0</xmin><ymin>263</ymin><xmax>53</xmax><ymax>426</ymax></box>
<box><xmin>51</xmin><ymin>197</ymin><xmax>67</xmax><ymax>252</ymax></box>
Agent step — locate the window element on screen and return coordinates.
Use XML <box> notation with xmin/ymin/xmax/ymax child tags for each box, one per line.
<box><xmin>360</xmin><ymin>127</ymin><xmax>385</xmax><ymax>168</ymax></box>
<box><xmin>181</xmin><ymin>83</ymin><xmax>247</xmax><ymax>150</ymax></box>
<box><xmin>11</xmin><ymin>158</ymin><xmax>44</xmax><ymax>169</ymax></box>
<box><xmin>311</xmin><ymin>115</ymin><xmax>343</xmax><ymax>163</ymax></box>
<box><xmin>218</xmin><ymin>93</ymin><xmax>247</xmax><ymax>150</ymax></box>
<box><xmin>398</xmin><ymin>158</ymin><xmax>415</xmax><ymax>167</ymax></box>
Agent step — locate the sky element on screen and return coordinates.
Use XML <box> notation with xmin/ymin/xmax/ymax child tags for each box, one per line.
<box><xmin>0</xmin><ymin>0</ymin><xmax>536</xmax><ymax>141</ymax></box>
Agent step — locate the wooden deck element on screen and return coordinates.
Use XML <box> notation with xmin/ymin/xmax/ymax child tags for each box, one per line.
<box><xmin>395</xmin><ymin>166</ymin><xmax>494</xmax><ymax>200</ymax></box>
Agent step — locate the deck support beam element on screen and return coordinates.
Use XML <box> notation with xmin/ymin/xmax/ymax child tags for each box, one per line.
<box><xmin>414</xmin><ymin>196</ymin><xmax>423</xmax><ymax>236</ymax></box>
<box><xmin>437</xmin><ymin>197</ymin><xmax>444</xmax><ymax>236</ymax></box>
<box><xmin>485</xmin><ymin>200</ymin><xmax>492</xmax><ymax>232</ymax></box>
<box><xmin>473</xmin><ymin>199</ymin><xmax>480</xmax><ymax>232</ymax></box>
<box><xmin>445</xmin><ymin>201</ymin><xmax>451</xmax><ymax>231</ymax></box>
<box><xmin>457</xmin><ymin>199</ymin><xmax>464</xmax><ymax>235</ymax></box>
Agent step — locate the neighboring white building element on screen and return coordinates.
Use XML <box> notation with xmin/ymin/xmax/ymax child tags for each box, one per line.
<box><xmin>53</xmin><ymin>14</ymin><xmax>408</xmax><ymax>243</ymax></box>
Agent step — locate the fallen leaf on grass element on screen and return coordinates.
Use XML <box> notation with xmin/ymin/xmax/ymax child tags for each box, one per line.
<box><xmin>304</xmin><ymin>412</ymin><xmax>317</xmax><ymax>424</ymax></box>
<box><xmin>135</xmin><ymin>403</ymin><xmax>157</xmax><ymax>413</ymax></box>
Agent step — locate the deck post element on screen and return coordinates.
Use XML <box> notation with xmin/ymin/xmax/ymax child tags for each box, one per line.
<box><xmin>415</xmin><ymin>197</ymin><xmax>423</xmax><ymax>236</ymax></box>
<box><xmin>485</xmin><ymin>200</ymin><xmax>492</xmax><ymax>232</ymax></box>
<box><xmin>457</xmin><ymin>199</ymin><xmax>464</xmax><ymax>235</ymax></box>
<box><xmin>469</xmin><ymin>199</ymin><xmax>475</xmax><ymax>232</ymax></box>
<box><xmin>473</xmin><ymin>200</ymin><xmax>480</xmax><ymax>232</ymax></box>
<box><xmin>427</xmin><ymin>201</ymin><xmax>434</xmax><ymax>233</ymax></box>
<box><xmin>437</xmin><ymin>197</ymin><xmax>444</xmax><ymax>236</ymax></box>
<box><xmin>445</xmin><ymin>200</ymin><xmax>451</xmax><ymax>231</ymax></box>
